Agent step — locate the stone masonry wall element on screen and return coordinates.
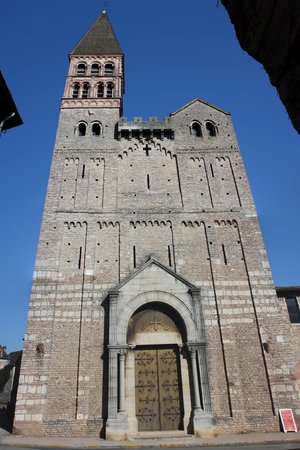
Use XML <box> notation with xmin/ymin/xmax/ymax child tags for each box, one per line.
<box><xmin>14</xmin><ymin>94</ymin><xmax>300</xmax><ymax>436</ymax></box>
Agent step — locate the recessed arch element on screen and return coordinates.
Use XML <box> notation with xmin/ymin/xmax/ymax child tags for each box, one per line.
<box><xmin>127</xmin><ymin>301</ymin><xmax>187</xmax><ymax>345</ymax></box>
<box><xmin>116</xmin><ymin>290</ymin><xmax>196</xmax><ymax>344</ymax></box>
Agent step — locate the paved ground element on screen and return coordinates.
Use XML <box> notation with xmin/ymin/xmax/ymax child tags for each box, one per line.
<box><xmin>0</xmin><ymin>430</ymin><xmax>300</xmax><ymax>448</ymax></box>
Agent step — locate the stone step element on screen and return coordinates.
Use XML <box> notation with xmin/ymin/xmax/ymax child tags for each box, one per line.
<box><xmin>131</xmin><ymin>431</ymin><xmax>194</xmax><ymax>440</ymax></box>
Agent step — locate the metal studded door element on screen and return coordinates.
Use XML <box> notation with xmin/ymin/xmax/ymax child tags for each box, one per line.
<box><xmin>135</xmin><ymin>346</ymin><xmax>183</xmax><ymax>431</ymax></box>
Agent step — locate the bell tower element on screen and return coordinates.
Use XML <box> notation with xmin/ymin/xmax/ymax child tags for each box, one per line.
<box><xmin>63</xmin><ymin>11</ymin><xmax>124</xmax><ymax>113</ymax></box>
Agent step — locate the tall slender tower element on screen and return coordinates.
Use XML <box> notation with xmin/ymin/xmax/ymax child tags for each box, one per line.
<box><xmin>14</xmin><ymin>11</ymin><xmax>299</xmax><ymax>439</ymax></box>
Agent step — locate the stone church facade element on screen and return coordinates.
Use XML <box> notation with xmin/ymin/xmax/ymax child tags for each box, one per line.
<box><xmin>14</xmin><ymin>12</ymin><xmax>300</xmax><ymax>439</ymax></box>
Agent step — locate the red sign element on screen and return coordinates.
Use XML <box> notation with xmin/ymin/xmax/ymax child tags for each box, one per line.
<box><xmin>279</xmin><ymin>409</ymin><xmax>298</xmax><ymax>432</ymax></box>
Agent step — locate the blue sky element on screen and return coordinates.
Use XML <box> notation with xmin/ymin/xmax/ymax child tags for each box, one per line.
<box><xmin>1</xmin><ymin>0</ymin><xmax>299</xmax><ymax>352</ymax></box>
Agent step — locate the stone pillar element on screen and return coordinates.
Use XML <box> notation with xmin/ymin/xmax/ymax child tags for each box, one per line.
<box><xmin>105</xmin><ymin>290</ymin><xmax>129</xmax><ymax>440</ymax></box>
<box><xmin>189</xmin><ymin>287</ymin><xmax>212</xmax><ymax>412</ymax></box>
<box><xmin>187</xmin><ymin>343</ymin><xmax>217</xmax><ymax>437</ymax></box>
<box><xmin>189</xmin><ymin>347</ymin><xmax>201</xmax><ymax>409</ymax></box>
<box><xmin>118</xmin><ymin>349</ymin><xmax>127</xmax><ymax>413</ymax></box>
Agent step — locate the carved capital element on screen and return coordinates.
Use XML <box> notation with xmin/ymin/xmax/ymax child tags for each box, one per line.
<box><xmin>187</xmin><ymin>341</ymin><xmax>206</xmax><ymax>353</ymax></box>
<box><xmin>189</xmin><ymin>287</ymin><xmax>201</xmax><ymax>301</ymax></box>
<box><xmin>108</xmin><ymin>290</ymin><xmax>119</xmax><ymax>303</ymax></box>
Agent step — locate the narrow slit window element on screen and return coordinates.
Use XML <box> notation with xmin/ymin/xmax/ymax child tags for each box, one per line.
<box><xmin>147</xmin><ymin>174</ymin><xmax>150</xmax><ymax>190</ymax></box>
<box><xmin>222</xmin><ymin>244</ymin><xmax>227</xmax><ymax>265</ymax></box>
<box><xmin>210</xmin><ymin>163</ymin><xmax>214</xmax><ymax>177</ymax></box>
<box><xmin>168</xmin><ymin>245</ymin><xmax>172</xmax><ymax>267</ymax></box>
<box><xmin>133</xmin><ymin>246</ymin><xmax>136</xmax><ymax>268</ymax></box>
<box><xmin>78</xmin><ymin>247</ymin><xmax>82</xmax><ymax>269</ymax></box>
<box><xmin>285</xmin><ymin>297</ymin><xmax>300</xmax><ymax>323</ymax></box>
<box><xmin>82</xmin><ymin>164</ymin><xmax>85</xmax><ymax>178</ymax></box>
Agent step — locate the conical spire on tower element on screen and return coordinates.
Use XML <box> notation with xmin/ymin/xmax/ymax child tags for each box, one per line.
<box><xmin>70</xmin><ymin>12</ymin><xmax>123</xmax><ymax>56</ymax></box>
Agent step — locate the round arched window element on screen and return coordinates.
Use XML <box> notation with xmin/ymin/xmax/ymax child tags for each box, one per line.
<box><xmin>82</xmin><ymin>83</ymin><xmax>90</xmax><ymax>98</ymax></box>
<box><xmin>77</xmin><ymin>63</ymin><xmax>86</xmax><ymax>75</ymax></box>
<box><xmin>78</xmin><ymin>123</ymin><xmax>86</xmax><ymax>136</ymax></box>
<box><xmin>106</xmin><ymin>83</ymin><xmax>114</xmax><ymax>98</ymax></box>
<box><xmin>206</xmin><ymin>122</ymin><xmax>216</xmax><ymax>137</ymax></box>
<box><xmin>92</xmin><ymin>123</ymin><xmax>101</xmax><ymax>136</ymax></box>
<box><xmin>191</xmin><ymin>122</ymin><xmax>202</xmax><ymax>137</ymax></box>
<box><xmin>91</xmin><ymin>63</ymin><xmax>100</xmax><ymax>75</ymax></box>
<box><xmin>104</xmin><ymin>63</ymin><xmax>114</xmax><ymax>75</ymax></box>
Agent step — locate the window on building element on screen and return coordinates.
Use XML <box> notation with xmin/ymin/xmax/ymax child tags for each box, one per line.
<box><xmin>106</xmin><ymin>83</ymin><xmax>114</xmax><ymax>98</ymax></box>
<box><xmin>285</xmin><ymin>297</ymin><xmax>300</xmax><ymax>324</ymax></box>
<box><xmin>97</xmin><ymin>83</ymin><xmax>104</xmax><ymax>98</ymax></box>
<box><xmin>104</xmin><ymin>63</ymin><xmax>114</xmax><ymax>75</ymax></box>
<box><xmin>206</xmin><ymin>122</ymin><xmax>216</xmax><ymax>137</ymax></box>
<box><xmin>91</xmin><ymin>63</ymin><xmax>100</xmax><ymax>75</ymax></box>
<box><xmin>92</xmin><ymin>122</ymin><xmax>101</xmax><ymax>136</ymax></box>
<box><xmin>191</xmin><ymin>122</ymin><xmax>202</xmax><ymax>137</ymax></box>
<box><xmin>77</xmin><ymin>63</ymin><xmax>86</xmax><ymax>75</ymax></box>
<box><xmin>72</xmin><ymin>83</ymin><xmax>80</xmax><ymax>98</ymax></box>
<box><xmin>78</xmin><ymin>123</ymin><xmax>86</xmax><ymax>136</ymax></box>
<box><xmin>82</xmin><ymin>83</ymin><xmax>90</xmax><ymax>98</ymax></box>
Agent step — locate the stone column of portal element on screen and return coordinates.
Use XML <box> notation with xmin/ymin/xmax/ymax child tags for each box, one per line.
<box><xmin>189</xmin><ymin>287</ymin><xmax>212</xmax><ymax>413</ymax></box>
<box><xmin>189</xmin><ymin>347</ymin><xmax>201</xmax><ymax>409</ymax></box>
<box><xmin>118</xmin><ymin>349</ymin><xmax>127</xmax><ymax>413</ymax></box>
<box><xmin>106</xmin><ymin>291</ymin><xmax>129</xmax><ymax>440</ymax></box>
<box><xmin>187</xmin><ymin>343</ymin><xmax>217</xmax><ymax>437</ymax></box>
<box><xmin>107</xmin><ymin>291</ymin><xmax>119</xmax><ymax>420</ymax></box>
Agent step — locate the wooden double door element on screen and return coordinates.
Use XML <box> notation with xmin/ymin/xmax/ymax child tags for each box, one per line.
<box><xmin>135</xmin><ymin>346</ymin><xmax>184</xmax><ymax>431</ymax></box>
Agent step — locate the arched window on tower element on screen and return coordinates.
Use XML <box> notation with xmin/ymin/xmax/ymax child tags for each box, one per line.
<box><xmin>91</xmin><ymin>63</ymin><xmax>100</xmax><ymax>75</ymax></box>
<box><xmin>106</xmin><ymin>83</ymin><xmax>114</xmax><ymax>98</ymax></box>
<box><xmin>92</xmin><ymin>122</ymin><xmax>102</xmax><ymax>136</ymax></box>
<box><xmin>206</xmin><ymin>122</ymin><xmax>217</xmax><ymax>137</ymax></box>
<box><xmin>104</xmin><ymin>63</ymin><xmax>114</xmax><ymax>75</ymax></box>
<box><xmin>78</xmin><ymin>122</ymin><xmax>87</xmax><ymax>137</ymax></box>
<box><xmin>82</xmin><ymin>83</ymin><xmax>90</xmax><ymax>98</ymax></box>
<box><xmin>77</xmin><ymin>63</ymin><xmax>86</xmax><ymax>76</ymax></box>
<box><xmin>72</xmin><ymin>83</ymin><xmax>80</xmax><ymax>98</ymax></box>
<box><xmin>191</xmin><ymin>122</ymin><xmax>202</xmax><ymax>137</ymax></box>
<box><xmin>97</xmin><ymin>83</ymin><xmax>104</xmax><ymax>98</ymax></box>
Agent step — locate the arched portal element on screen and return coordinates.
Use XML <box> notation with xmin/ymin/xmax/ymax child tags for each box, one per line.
<box><xmin>105</xmin><ymin>269</ymin><xmax>216</xmax><ymax>440</ymax></box>
<box><xmin>125</xmin><ymin>303</ymin><xmax>192</xmax><ymax>433</ymax></box>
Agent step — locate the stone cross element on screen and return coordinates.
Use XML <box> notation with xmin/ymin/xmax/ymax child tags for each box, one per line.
<box><xmin>143</xmin><ymin>144</ymin><xmax>151</xmax><ymax>156</ymax></box>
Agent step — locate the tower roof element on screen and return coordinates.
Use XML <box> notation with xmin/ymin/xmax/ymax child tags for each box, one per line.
<box><xmin>70</xmin><ymin>12</ymin><xmax>123</xmax><ymax>56</ymax></box>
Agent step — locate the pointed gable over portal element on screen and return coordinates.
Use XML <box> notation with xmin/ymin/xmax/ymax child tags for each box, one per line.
<box><xmin>108</xmin><ymin>258</ymin><xmax>199</xmax><ymax>345</ymax></box>
<box><xmin>70</xmin><ymin>12</ymin><xmax>123</xmax><ymax>56</ymax></box>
